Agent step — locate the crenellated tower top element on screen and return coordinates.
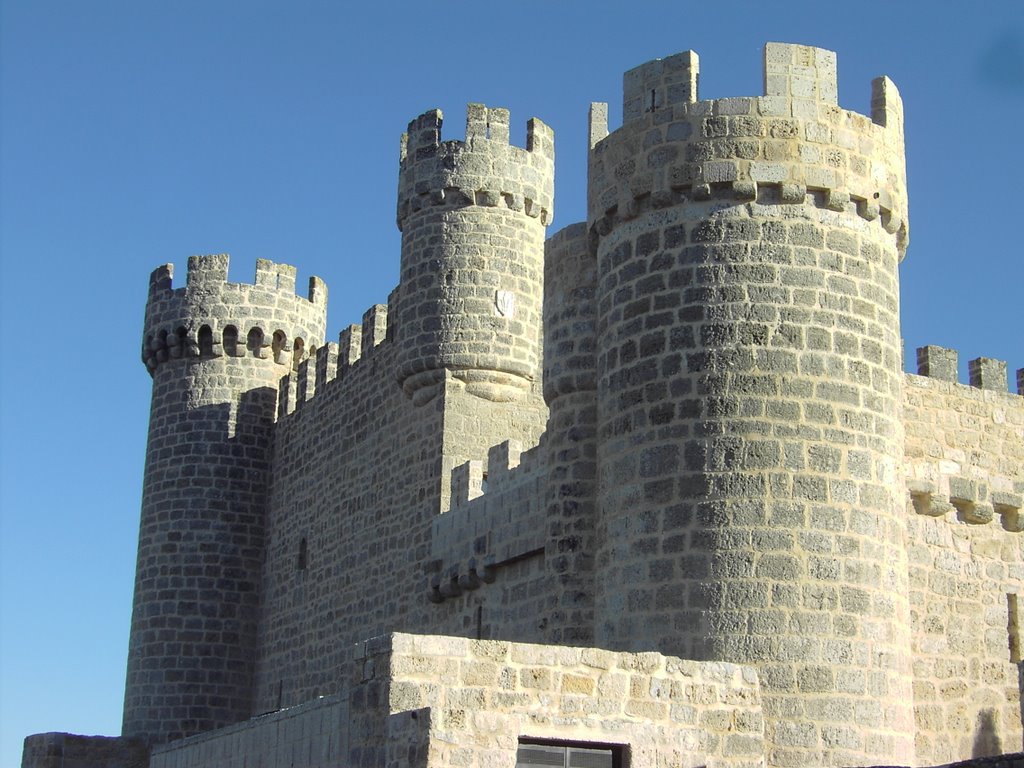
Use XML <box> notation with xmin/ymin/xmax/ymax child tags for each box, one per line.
<box><xmin>142</xmin><ymin>254</ymin><xmax>327</xmax><ymax>375</ymax></box>
<box><xmin>394</xmin><ymin>105</ymin><xmax>555</xmax><ymax>404</ymax></box>
<box><xmin>588</xmin><ymin>42</ymin><xmax>909</xmax><ymax>256</ymax></box>
<box><xmin>397</xmin><ymin>104</ymin><xmax>554</xmax><ymax>231</ymax></box>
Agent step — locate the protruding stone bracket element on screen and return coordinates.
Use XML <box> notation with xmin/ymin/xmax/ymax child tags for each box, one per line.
<box><xmin>427</xmin><ymin>584</ymin><xmax>443</xmax><ymax>604</ymax></box>
<box><xmin>470</xmin><ymin>555</ymin><xmax>497</xmax><ymax>584</ymax></box>
<box><xmin>825</xmin><ymin>189</ymin><xmax>849</xmax><ymax>212</ymax></box>
<box><xmin>439</xmin><ymin>567</ymin><xmax>462</xmax><ymax>599</ymax></box>
<box><xmin>733</xmin><ymin>180</ymin><xmax>757</xmax><ymax>201</ymax></box>
<box><xmin>948</xmin><ymin>477</ymin><xmax>994</xmax><ymax>525</ymax></box>
<box><xmin>426</xmin><ymin>554</ymin><xmax>503</xmax><ymax>603</ymax></box>
<box><xmin>909</xmin><ymin>477</ymin><xmax>1021</xmax><ymax>532</ymax></box>
<box><xmin>993</xmin><ymin>492</ymin><xmax>1024</xmax><ymax>532</ymax></box>
<box><xmin>907</xmin><ymin>480</ymin><xmax>954</xmax><ymax>518</ymax></box>
<box><xmin>857</xmin><ymin>198</ymin><xmax>880</xmax><ymax>221</ymax></box>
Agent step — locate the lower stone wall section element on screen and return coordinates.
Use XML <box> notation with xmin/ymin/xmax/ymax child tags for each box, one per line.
<box><xmin>148</xmin><ymin>695</ymin><xmax>348</xmax><ymax>768</ymax></box>
<box><xmin>866</xmin><ymin>754</ymin><xmax>1024</xmax><ymax>768</ymax></box>
<box><xmin>22</xmin><ymin>651</ymin><xmax>1024</xmax><ymax>768</ymax></box>
<box><xmin>21</xmin><ymin>733</ymin><xmax>148</xmax><ymax>768</ymax></box>
<box><xmin>125</xmin><ymin>633</ymin><xmax>766</xmax><ymax>768</ymax></box>
<box><xmin>902</xmin><ymin>372</ymin><xmax>1024</xmax><ymax>764</ymax></box>
<box><xmin>360</xmin><ymin>633</ymin><xmax>766</xmax><ymax>768</ymax></box>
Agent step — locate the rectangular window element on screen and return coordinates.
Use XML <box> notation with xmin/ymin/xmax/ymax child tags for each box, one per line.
<box><xmin>516</xmin><ymin>739</ymin><xmax>625</xmax><ymax>768</ymax></box>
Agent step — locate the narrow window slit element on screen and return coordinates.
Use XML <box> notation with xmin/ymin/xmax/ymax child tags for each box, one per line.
<box><xmin>1009</xmin><ymin>593</ymin><xmax>1020</xmax><ymax>663</ymax></box>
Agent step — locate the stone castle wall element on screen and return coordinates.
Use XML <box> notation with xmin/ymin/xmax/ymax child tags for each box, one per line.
<box><xmin>902</xmin><ymin>358</ymin><xmax>1024</xmax><ymax>765</ymax></box>
<box><xmin>252</xmin><ymin>328</ymin><xmax>549</xmax><ymax>712</ymax></box>
<box><xmin>249</xmin><ymin>105</ymin><xmax>554</xmax><ymax>713</ymax></box>
<box><xmin>152</xmin><ymin>633</ymin><xmax>767</xmax><ymax>768</ymax></box>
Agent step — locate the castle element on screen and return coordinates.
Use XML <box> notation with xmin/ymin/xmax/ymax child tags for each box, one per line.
<box><xmin>22</xmin><ymin>42</ymin><xmax>1023</xmax><ymax>768</ymax></box>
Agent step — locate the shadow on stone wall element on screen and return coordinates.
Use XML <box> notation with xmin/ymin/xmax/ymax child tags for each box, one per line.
<box><xmin>973</xmin><ymin>709</ymin><xmax>1003</xmax><ymax>758</ymax></box>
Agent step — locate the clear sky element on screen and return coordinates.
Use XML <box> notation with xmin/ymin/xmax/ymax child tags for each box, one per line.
<box><xmin>1</xmin><ymin>1</ymin><xmax>1021</xmax><ymax>765</ymax></box>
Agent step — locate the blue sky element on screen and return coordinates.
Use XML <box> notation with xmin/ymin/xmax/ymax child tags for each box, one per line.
<box><xmin>1</xmin><ymin>1</ymin><xmax>1021</xmax><ymax>765</ymax></box>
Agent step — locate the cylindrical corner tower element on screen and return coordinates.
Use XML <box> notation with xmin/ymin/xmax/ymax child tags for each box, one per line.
<box><xmin>394</xmin><ymin>103</ymin><xmax>554</xmax><ymax>405</ymax></box>
<box><xmin>542</xmin><ymin>222</ymin><xmax>599</xmax><ymax>645</ymax></box>
<box><xmin>124</xmin><ymin>255</ymin><xmax>326</xmax><ymax>744</ymax></box>
<box><xmin>589</xmin><ymin>44</ymin><xmax>913</xmax><ymax>766</ymax></box>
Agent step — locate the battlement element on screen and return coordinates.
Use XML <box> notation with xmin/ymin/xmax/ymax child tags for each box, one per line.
<box><xmin>619</xmin><ymin>43</ymin><xmax>900</xmax><ymax>127</ymax></box>
<box><xmin>429</xmin><ymin>439</ymin><xmax>546</xmax><ymax>602</ymax></box>
<box><xmin>913</xmin><ymin>345</ymin><xmax>1023</xmax><ymax>395</ymax></box>
<box><xmin>277</xmin><ymin>298</ymin><xmax>394</xmax><ymax>417</ymax></box>
<box><xmin>589</xmin><ymin>42</ymin><xmax>909</xmax><ymax>255</ymax></box>
<box><xmin>905</xmin><ymin>345</ymin><xmax>1024</xmax><ymax>534</ymax></box>
<box><xmin>396</xmin><ymin>104</ymin><xmax>555</xmax><ymax>230</ymax></box>
<box><xmin>143</xmin><ymin>255</ymin><xmax>328</xmax><ymax>374</ymax></box>
<box><xmin>623</xmin><ymin>49</ymin><xmax>700</xmax><ymax>121</ymax></box>
<box><xmin>148</xmin><ymin>254</ymin><xmax>326</xmax><ymax>303</ymax></box>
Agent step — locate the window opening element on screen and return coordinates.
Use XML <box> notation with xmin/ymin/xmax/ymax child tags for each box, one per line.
<box><xmin>517</xmin><ymin>739</ymin><xmax>625</xmax><ymax>768</ymax></box>
<box><xmin>198</xmin><ymin>325</ymin><xmax>214</xmax><ymax>357</ymax></box>
<box><xmin>175</xmin><ymin>326</ymin><xmax>188</xmax><ymax>356</ymax></box>
<box><xmin>272</xmin><ymin>330</ymin><xmax>287</xmax><ymax>365</ymax></box>
<box><xmin>247</xmin><ymin>327</ymin><xmax>264</xmax><ymax>357</ymax></box>
<box><xmin>223</xmin><ymin>325</ymin><xmax>239</xmax><ymax>356</ymax></box>
<box><xmin>1009</xmin><ymin>593</ymin><xmax>1020</xmax><ymax>663</ymax></box>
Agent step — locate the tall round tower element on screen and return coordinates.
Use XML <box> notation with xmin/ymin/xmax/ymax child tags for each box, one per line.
<box><xmin>395</xmin><ymin>104</ymin><xmax>554</xmax><ymax>405</ymax></box>
<box><xmin>542</xmin><ymin>222</ymin><xmax>598</xmax><ymax>645</ymax></box>
<box><xmin>589</xmin><ymin>44</ymin><xmax>913</xmax><ymax>766</ymax></box>
<box><xmin>124</xmin><ymin>255</ymin><xmax>326</xmax><ymax>744</ymax></box>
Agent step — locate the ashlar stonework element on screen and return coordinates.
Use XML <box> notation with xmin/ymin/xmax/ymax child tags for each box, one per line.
<box><xmin>23</xmin><ymin>42</ymin><xmax>1023</xmax><ymax>768</ymax></box>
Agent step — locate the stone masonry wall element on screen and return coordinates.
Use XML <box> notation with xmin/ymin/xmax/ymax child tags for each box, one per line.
<box><xmin>902</xmin><ymin>361</ymin><xmax>1024</xmax><ymax>765</ymax></box>
<box><xmin>136</xmin><ymin>634</ymin><xmax>766</xmax><ymax>768</ymax></box>
<box><xmin>21</xmin><ymin>734</ymin><xmax>148</xmax><ymax>768</ymax></box>
<box><xmin>542</xmin><ymin>222</ymin><xmax>600</xmax><ymax>645</ymax></box>
<box><xmin>148</xmin><ymin>695</ymin><xmax>347</xmax><ymax>768</ymax></box>
<box><xmin>252</xmin><ymin>104</ymin><xmax>553</xmax><ymax>712</ymax></box>
<box><xmin>426</xmin><ymin>432</ymin><xmax>561</xmax><ymax>645</ymax></box>
<box><xmin>252</xmin><ymin>310</ymin><xmax>548</xmax><ymax>713</ymax></box>
<box><xmin>358</xmin><ymin>633</ymin><xmax>765</xmax><ymax>768</ymax></box>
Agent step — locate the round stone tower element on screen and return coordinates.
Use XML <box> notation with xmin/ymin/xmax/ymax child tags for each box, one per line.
<box><xmin>124</xmin><ymin>255</ymin><xmax>326</xmax><ymax>744</ymax></box>
<box><xmin>588</xmin><ymin>44</ymin><xmax>914</xmax><ymax>766</ymax></box>
<box><xmin>542</xmin><ymin>222</ymin><xmax>599</xmax><ymax>645</ymax></box>
<box><xmin>395</xmin><ymin>104</ymin><xmax>554</xmax><ymax>405</ymax></box>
